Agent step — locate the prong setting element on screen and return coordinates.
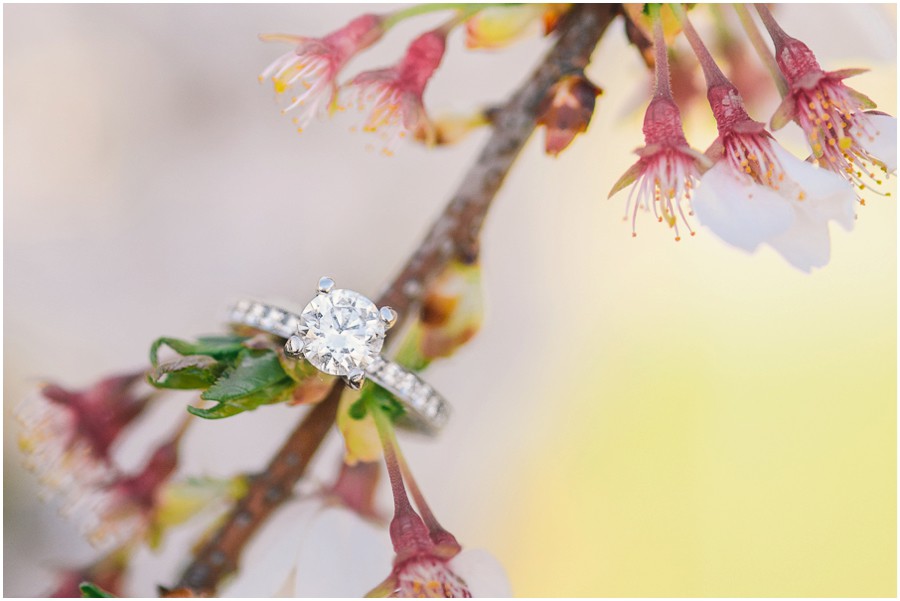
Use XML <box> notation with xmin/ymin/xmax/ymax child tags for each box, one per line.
<box><xmin>317</xmin><ymin>276</ymin><xmax>335</xmax><ymax>295</ymax></box>
<box><xmin>379</xmin><ymin>306</ymin><xmax>398</xmax><ymax>329</ymax></box>
<box><xmin>346</xmin><ymin>369</ymin><xmax>366</xmax><ymax>390</ymax></box>
<box><xmin>284</xmin><ymin>334</ymin><xmax>305</xmax><ymax>357</ymax></box>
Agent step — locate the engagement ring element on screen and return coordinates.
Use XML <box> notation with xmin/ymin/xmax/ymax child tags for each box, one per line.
<box><xmin>228</xmin><ymin>277</ymin><xmax>450</xmax><ymax>434</ymax></box>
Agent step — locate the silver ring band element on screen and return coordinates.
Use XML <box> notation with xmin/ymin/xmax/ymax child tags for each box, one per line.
<box><xmin>228</xmin><ymin>300</ymin><xmax>450</xmax><ymax>434</ymax></box>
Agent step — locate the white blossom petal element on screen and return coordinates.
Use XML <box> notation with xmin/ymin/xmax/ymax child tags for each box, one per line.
<box><xmin>692</xmin><ymin>162</ymin><xmax>795</xmax><ymax>252</ymax></box>
<box><xmin>772</xmin><ymin>144</ymin><xmax>857</xmax><ymax>231</ymax></box>
<box><xmin>292</xmin><ymin>506</ymin><xmax>391</xmax><ymax>597</ymax></box>
<box><xmin>861</xmin><ymin>113</ymin><xmax>897</xmax><ymax>172</ymax></box>
<box><xmin>765</xmin><ymin>209</ymin><xmax>832</xmax><ymax>272</ymax></box>
<box><xmin>450</xmin><ymin>548</ymin><xmax>513</xmax><ymax>597</ymax></box>
<box><xmin>222</xmin><ymin>501</ymin><xmax>392</xmax><ymax>598</ymax></box>
<box><xmin>221</xmin><ymin>500</ymin><xmax>319</xmax><ymax>597</ymax></box>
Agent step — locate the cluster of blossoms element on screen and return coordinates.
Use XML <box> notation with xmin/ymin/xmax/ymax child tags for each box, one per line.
<box><xmin>15</xmin><ymin>374</ymin><xmax>244</xmax><ymax>596</ymax></box>
<box><xmin>14</xmin><ymin>374</ymin><xmax>183</xmax><ymax>548</ymax></box>
<box><xmin>259</xmin><ymin>4</ymin><xmax>895</xmax><ymax>272</ymax></box>
<box><xmin>629</xmin><ymin>3</ymin><xmax>894</xmax><ymax>272</ymax></box>
<box><xmin>612</xmin><ymin>4</ymin><xmax>893</xmax><ymax>271</ymax></box>
<box><xmin>259</xmin><ymin>5</ymin><xmax>568</xmax><ymax>154</ymax></box>
<box><xmin>610</xmin><ymin>4</ymin><xmax>893</xmax><ymax>271</ymax></box>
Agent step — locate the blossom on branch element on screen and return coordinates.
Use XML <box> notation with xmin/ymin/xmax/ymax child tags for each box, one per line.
<box><xmin>366</xmin><ymin>403</ymin><xmax>511</xmax><ymax>598</ymax></box>
<box><xmin>82</xmin><ymin>421</ymin><xmax>188</xmax><ymax>546</ymax></box>
<box><xmin>679</xmin><ymin>8</ymin><xmax>857</xmax><ymax>272</ymax></box>
<box><xmin>610</xmin><ymin>11</ymin><xmax>706</xmax><ymax>241</ymax></box>
<box><xmin>15</xmin><ymin>372</ymin><xmax>152</xmax><ymax>499</ymax></box>
<box><xmin>344</xmin><ymin>28</ymin><xmax>447</xmax><ymax>153</ymax></box>
<box><xmin>260</xmin><ymin>14</ymin><xmax>386</xmax><ymax>131</ymax></box>
<box><xmin>756</xmin><ymin>5</ymin><xmax>897</xmax><ymax>190</ymax></box>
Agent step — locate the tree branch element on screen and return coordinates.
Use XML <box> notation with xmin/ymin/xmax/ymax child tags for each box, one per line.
<box><xmin>170</xmin><ymin>4</ymin><xmax>616</xmax><ymax>595</ymax></box>
<box><xmin>377</xmin><ymin>3</ymin><xmax>618</xmax><ymax>314</ymax></box>
<box><xmin>172</xmin><ymin>382</ymin><xmax>342</xmax><ymax>594</ymax></box>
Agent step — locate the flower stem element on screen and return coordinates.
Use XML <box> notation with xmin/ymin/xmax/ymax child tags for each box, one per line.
<box><xmin>733</xmin><ymin>4</ymin><xmax>788</xmax><ymax>97</ymax></box>
<box><xmin>370</xmin><ymin>403</ymin><xmax>414</xmax><ymax>516</ymax></box>
<box><xmin>370</xmin><ymin>403</ymin><xmax>437</xmax><ymax>560</ymax></box>
<box><xmin>648</xmin><ymin>5</ymin><xmax>672</xmax><ymax>100</ymax></box>
<box><xmin>754</xmin><ymin>4</ymin><xmax>791</xmax><ymax>48</ymax></box>
<box><xmin>370</xmin><ymin>402</ymin><xmax>459</xmax><ymax>551</ymax></box>
<box><xmin>671</xmin><ymin>3</ymin><xmax>730</xmax><ymax>88</ymax></box>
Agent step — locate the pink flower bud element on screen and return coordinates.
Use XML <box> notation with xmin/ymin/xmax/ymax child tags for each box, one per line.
<box><xmin>344</xmin><ymin>29</ymin><xmax>447</xmax><ymax>154</ymax></box>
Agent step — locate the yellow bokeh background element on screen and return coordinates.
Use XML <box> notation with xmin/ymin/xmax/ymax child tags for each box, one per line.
<box><xmin>467</xmin><ymin>5</ymin><xmax>897</xmax><ymax>596</ymax></box>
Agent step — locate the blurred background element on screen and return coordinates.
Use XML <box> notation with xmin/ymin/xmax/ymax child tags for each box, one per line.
<box><xmin>4</xmin><ymin>3</ymin><xmax>896</xmax><ymax>597</ymax></box>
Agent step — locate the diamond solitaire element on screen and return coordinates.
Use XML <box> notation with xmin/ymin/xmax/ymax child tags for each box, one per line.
<box><xmin>299</xmin><ymin>287</ymin><xmax>385</xmax><ymax>376</ymax></box>
<box><xmin>228</xmin><ymin>276</ymin><xmax>450</xmax><ymax>434</ymax></box>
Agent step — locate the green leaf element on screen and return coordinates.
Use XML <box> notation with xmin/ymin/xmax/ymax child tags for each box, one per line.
<box><xmin>80</xmin><ymin>582</ymin><xmax>116</xmax><ymax>598</ymax></box>
<box><xmin>348</xmin><ymin>398</ymin><xmax>368</xmax><ymax>420</ymax></box>
<box><xmin>360</xmin><ymin>383</ymin><xmax>407</xmax><ymax>420</ymax></box>
<box><xmin>188</xmin><ymin>349</ymin><xmax>295</xmax><ymax>419</ymax></box>
<box><xmin>148</xmin><ymin>355</ymin><xmax>225</xmax><ymax>390</ymax></box>
<box><xmin>150</xmin><ymin>335</ymin><xmax>248</xmax><ymax>367</ymax></box>
<box><xmin>188</xmin><ymin>378</ymin><xmax>294</xmax><ymax>419</ymax></box>
<box><xmin>202</xmin><ymin>350</ymin><xmax>289</xmax><ymax>401</ymax></box>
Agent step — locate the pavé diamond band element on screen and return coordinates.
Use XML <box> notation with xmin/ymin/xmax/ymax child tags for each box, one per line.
<box><xmin>227</xmin><ymin>277</ymin><xmax>450</xmax><ymax>434</ymax></box>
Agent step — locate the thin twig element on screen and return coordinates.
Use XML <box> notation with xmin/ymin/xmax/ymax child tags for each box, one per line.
<box><xmin>170</xmin><ymin>4</ymin><xmax>616</xmax><ymax>595</ymax></box>
<box><xmin>377</xmin><ymin>3</ymin><xmax>618</xmax><ymax>314</ymax></box>
<box><xmin>172</xmin><ymin>382</ymin><xmax>342</xmax><ymax>595</ymax></box>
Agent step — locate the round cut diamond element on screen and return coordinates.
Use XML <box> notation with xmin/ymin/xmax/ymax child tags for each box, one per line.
<box><xmin>299</xmin><ymin>289</ymin><xmax>385</xmax><ymax>376</ymax></box>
